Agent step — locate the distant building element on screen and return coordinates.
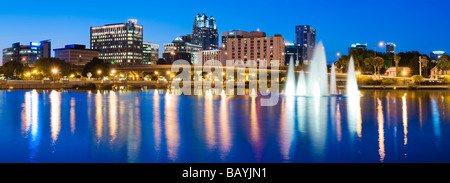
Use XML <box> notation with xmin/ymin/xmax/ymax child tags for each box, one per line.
<box><xmin>226</xmin><ymin>31</ymin><xmax>285</xmax><ymax>66</ymax></box>
<box><xmin>295</xmin><ymin>25</ymin><xmax>316</xmax><ymax>65</ymax></box>
<box><xmin>2</xmin><ymin>40</ymin><xmax>51</xmax><ymax>66</ymax></box>
<box><xmin>385</xmin><ymin>67</ymin><xmax>411</xmax><ymax>77</ymax></box>
<box><xmin>54</xmin><ymin>44</ymin><xmax>99</xmax><ymax>66</ymax></box>
<box><xmin>142</xmin><ymin>42</ymin><xmax>159</xmax><ymax>65</ymax></box>
<box><xmin>191</xmin><ymin>13</ymin><xmax>218</xmax><ymax>50</ymax></box>
<box><xmin>430</xmin><ymin>51</ymin><xmax>447</xmax><ymax>61</ymax></box>
<box><xmin>431</xmin><ymin>66</ymin><xmax>450</xmax><ymax>79</ymax></box>
<box><xmin>163</xmin><ymin>36</ymin><xmax>202</xmax><ymax>65</ymax></box>
<box><xmin>90</xmin><ymin>19</ymin><xmax>143</xmax><ymax>65</ymax></box>
<box><xmin>348</xmin><ymin>43</ymin><xmax>367</xmax><ymax>54</ymax></box>
<box><xmin>198</xmin><ymin>49</ymin><xmax>225</xmax><ymax>66</ymax></box>
<box><xmin>284</xmin><ymin>43</ymin><xmax>302</xmax><ymax>66</ymax></box>
<box><xmin>385</xmin><ymin>43</ymin><xmax>396</xmax><ymax>54</ymax></box>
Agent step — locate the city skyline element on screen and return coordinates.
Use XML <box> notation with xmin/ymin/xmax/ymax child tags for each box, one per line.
<box><xmin>1</xmin><ymin>0</ymin><xmax>449</xmax><ymax>65</ymax></box>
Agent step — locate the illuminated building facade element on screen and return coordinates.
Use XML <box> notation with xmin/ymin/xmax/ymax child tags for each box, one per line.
<box><xmin>385</xmin><ymin>43</ymin><xmax>396</xmax><ymax>54</ymax></box>
<box><xmin>143</xmin><ymin>42</ymin><xmax>159</xmax><ymax>65</ymax></box>
<box><xmin>90</xmin><ymin>19</ymin><xmax>143</xmax><ymax>65</ymax></box>
<box><xmin>54</xmin><ymin>44</ymin><xmax>99</xmax><ymax>66</ymax></box>
<box><xmin>192</xmin><ymin>13</ymin><xmax>218</xmax><ymax>50</ymax></box>
<box><xmin>2</xmin><ymin>40</ymin><xmax>51</xmax><ymax>66</ymax></box>
<box><xmin>226</xmin><ymin>31</ymin><xmax>285</xmax><ymax>66</ymax></box>
<box><xmin>430</xmin><ymin>51</ymin><xmax>447</xmax><ymax>61</ymax></box>
<box><xmin>295</xmin><ymin>25</ymin><xmax>315</xmax><ymax>65</ymax></box>
<box><xmin>163</xmin><ymin>36</ymin><xmax>202</xmax><ymax>65</ymax></box>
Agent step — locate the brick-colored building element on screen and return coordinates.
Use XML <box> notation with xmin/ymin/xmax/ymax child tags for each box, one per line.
<box><xmin>225</xmin><ymin>31</ymin><xmax>285</xmax><ymax>66</ymax></box>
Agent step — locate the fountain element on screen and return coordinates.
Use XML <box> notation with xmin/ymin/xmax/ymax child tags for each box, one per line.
<box><xmin>330</xmin><ymin>63</ymin><xmax>337</xmax><ymax>95</ymax></box>
<box><xmin>285</xmin><ymin>56</ymin><xmax>296</xmax><ymax>96</ymax></box>
<box><xmin>283</xmin><ymin>42</ymin><xmax>358</xmax><ymax>98</ymax></box>
<box><xmin>307</xmin><ymin>41</ymin><xmax>329</xmax><ymax>97</ymax></box>
<box><xmin>346</xmin><ymin>57</ymin><xmax>359</xmax><ymax>96</ymax></box>
<box><xmin>296</xmin><ymin>70</ymin><xmax>306</xmax><ymax>96</ymax></box>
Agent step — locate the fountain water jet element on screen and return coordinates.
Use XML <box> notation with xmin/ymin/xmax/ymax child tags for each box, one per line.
<box><xmin>330</xmin><ymin>63</ymin><xmax>337</xmax><ymax>95</ymax></box>
<box><xmin>346</xmin><ymin>57</ymin><xmax>359</xmax><ymax>96</ymax></box>
<box><xmin>296</xmin><ymin>70</ymin><xmax>306</xmax><ymax>96</ymax></box>
<box><xmin>307</xmin><ymin>41</ymin><xmax>328</xmax><ymax>97</ymax></box>
<box><xmin>285</xmin><ymin>56</ymin><xmax>296</xmax><ymax>97</ymax></box>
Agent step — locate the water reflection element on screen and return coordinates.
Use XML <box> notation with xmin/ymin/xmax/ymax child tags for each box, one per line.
<box><xmin>377</xmin><ymin>98</ymin><xmax>385</xmax><ymax>162</ymax></box>
<box><xmin>5</xmin><ymin>90</ymin><xmax>450</xmax><ymax>163</ymax></box>
<box><xmin>164</xmin><ymin>92</ymin><xmax>179</xmax><ymax>161</ymax></box>
<box><xmin>50</xmin><ymin>91</ymin><xmax>61</xmax><ymax>143</ymax></box>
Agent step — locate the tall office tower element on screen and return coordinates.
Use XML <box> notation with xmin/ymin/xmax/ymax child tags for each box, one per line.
<box><xmin>142</xmin><ymin>42</ymin><xmax>159</xmax><ymax>65</ymax></box>
<box><xmin>385</xmin><ymin>43</ymin><xmax>396</xmax><ymax>54</ymax></box>
<box><xmin>295</xmin><ymin>25</ymin><xmax>316</xmax><ymax>65</ymax></box>
<box><xmin>191</xmin><ymin>13</ymin><xmax>218</xmax><ymax>50</ymax></box>
<box><xmin>90</xmin><ymin>19</ymin><xmax>143</xmax><ymax>65</ymax></box>
<box><xmin>2</xmin><ymin>40</ymin><xmax>51</xmax><ymax>66</ymax></box>
<box><xmin>226</xmin><ymin>31</ymin><xmax>285</xmax><ymax>66</ymax></box>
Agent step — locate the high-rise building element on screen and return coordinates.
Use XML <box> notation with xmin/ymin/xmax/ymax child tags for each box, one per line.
<box><xmin>385</xmin><ymin>43</ymin><xmax>396</xmax><ymax>54</ymax></box>
<box><xmin>295</xmin><ymin>25</ymin><xmax>316</xmax><ymax>65</ymax></box>
<box><xmin>191</xmin><ymin>13</ymin><xmax>218</xmax><ymax>50</ymax></box>
<box><xmin>142</xmin><ymin>42</ymin><xmax>159</xmax><ymax>65</ymax></box>
<box><xmin>430</xmin><ymin>51</ymin><xmax>447</xmax><ymax>61</ymax></box>
<box><xmin>226</xmin><ymin>31</ymin><xmax>285</xmax><ymax>66</ymax></box>
<box><xmin>90</xmin><ymin>19</ymin><xmax>143</xmax><ymax>65</ymax></box>
<box><xmin>163</xmin><ymin>36</ymin><xmax>202</xmax><ymax>65</ymax></box>
<box><xmin>198</xmin><ymin>49</ymin><xmax>225</xmax><ymax>66</ymax></box>
<box><xmin>2</xmin><ymin>40</ymin><xmax>51</xmax><ymax>66</ymax></box>
<box><xmin>348</xmin><ymin>43</ymin><xmax>367</xmax><ymax>54</ymax></box>
<box><xmin>54</xmin><ymin>44</ymin><xmax>99</xmax><ymax>66</ymax></box>
<box><xmin>284</xmin><ymin>43</ymin><xmax>302</xmax><ymax>66</ymax></box>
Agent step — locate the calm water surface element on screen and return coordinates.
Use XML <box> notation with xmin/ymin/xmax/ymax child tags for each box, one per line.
<box><xmin>0</xmin><ymin>89</ymin><xmax>449</xmax><ymax>163</ymax></box>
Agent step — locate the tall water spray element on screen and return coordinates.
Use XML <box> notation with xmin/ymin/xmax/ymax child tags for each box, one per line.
<box><xmin>307</xmin><ymin>41</ymin><xmax>329</xmax><ymax>97</ymax></box>
<box><xmin>346</xmin><ymin>57</ymin><xmax>359</xmax><ymax>96</ymax></box>
<box><xmin>285</xmin><ymin>56</ymin><xmax>296</xmax><ymax>96</ymax></box>
<box><xmin>296</xmin><ymin>70</ymin><xmax>306</xmax><ymax>96</ymax></box>
<box><xmin>330</xmin><ymin>63</ymin><xmax>337</xmax><ymax>95</ymax></box>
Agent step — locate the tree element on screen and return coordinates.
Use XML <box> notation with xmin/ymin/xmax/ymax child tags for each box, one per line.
<box><xmin>156</xmin><ymin>58</ymin><xmax>166</xmax><ymax>65</ymax></box>
<box><xmin>335</xmin><ymin>55</ymin><xmax>350</xmax><ymax>72</ymax></box>
<box><xmin>34</xmin><ymin>58</ymin><xmax>72</xmax><ymax>77</ymax></box>
<box><xmin>1</xmin><ymin>61</ymin><xmax>24</xmax><ymax>78</ymax></box>
<box><xmin>373</xmin><ymin>57</ymin><xmax>384</xmax><ymax>75</ymax></box>
<box><xmin>82</xmin><ymin>57</ymin><xmax>110</xmax><ymax>77</ymax></box>
<box><xmin>437</xmin><ymin>54</ymin><xmax>450</xmax><ymax>71</ymax></box>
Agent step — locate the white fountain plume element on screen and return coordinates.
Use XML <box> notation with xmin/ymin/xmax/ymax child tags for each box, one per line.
<box><xmin>307</xmin><ymin>41</ymin><xmax>329</xmax><ymax>97</ymax></box>
<box><xmin>296</xmin><ymin>70</ymin><xmax>306</xmax><ymax>96</ymax></box>
<box><xmin>285</xmin><ymin>56</ymin><xmax>296</xmax><ymax>96</ymax></box>
<box><xmin>330</xmin><ymin>63</ymin><xmax>337</xmax><ymax>95</ymax></box>
<box><xmin>346</xmin><ymin>57</ymin><xmax>359</xmax><ymax>96</ymax></box>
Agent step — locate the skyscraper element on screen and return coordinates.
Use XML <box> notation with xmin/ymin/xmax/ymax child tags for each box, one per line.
<box><xmin>348</xmin><ymin>43</ymin><xmax>367</xmax><ymax>54</ymax></box>
<box><xmin>385</xmin><ymin>43</ymin><xmax>396</xmax><ymax>54</ymax></box>
<box><xmin>295</xmin><ymin>25</ymin><xmax>316</xmax><ymax>65</ymax></box>
<box><xmin>90</xmin><ymin>19</ymin><xmax>143</xmax><ymax>65</ymax></box>
<box><xmin>191</xmin><ymin>13</ymin><xmax>218</xmax><ymax>50</ymax></box>
<box><xmin>163</xmin><ymin>36</ymin><xmax>202</xmax><ymax>65</ymax></box>
<box><xmin>284</xmin><ymin>43</ymin><xmax>302</xmax><ymax>66</ymax></box>
<box><xmin>2</xmin><ymin>40</ymin><xmax>51</xmax><ymax>66</ymax></box>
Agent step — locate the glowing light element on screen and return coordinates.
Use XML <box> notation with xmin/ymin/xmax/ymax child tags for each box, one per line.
<box><xmin>26</xmin><ymin>72</ymin><xmax>31</xmax><ymax>76</ymax></box>
<box><xmin>155</xmin><ymin>71</ymin><xmax>158</xmax><ymax>75</ymax></box>
<box><xmin>51</xmin><ymin>68</ymin><xmax>58</xmax><ymax>74</ymax></box>
<box><xmin>355</xmin><ymin>71</ymin><xmax>361</xmax><ymax>75</ymax></box>
<box><xmin>111</xmin><ymin>70</ymin><xmax>116</xmax><ymax>74</ymax></box>
<box><xmin>97</xmin><ymin>70</ymin><xmax>102</xmax><ymax>74</ymax></box>
<box><xmin>402</xmin><ymin>71</ymin><xmax>407</xmax><ymax>76</ymax></box>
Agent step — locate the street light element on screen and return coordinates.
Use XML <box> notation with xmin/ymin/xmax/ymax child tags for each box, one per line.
<box><xmin>374</xmin><ymin>41</ymin><xmax>384</xmax><ymax>57</ymax></box>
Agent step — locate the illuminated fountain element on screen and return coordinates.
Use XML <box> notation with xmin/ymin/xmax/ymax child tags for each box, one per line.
<box><xmin>346</xmin><ymin>57</ymin><xmax>359</xmax><ymax>96</ymax></box>
<box><xmin>284</xmin><ymin>42</ymin><xmax>359</xmax><ymax>97</ymax></box>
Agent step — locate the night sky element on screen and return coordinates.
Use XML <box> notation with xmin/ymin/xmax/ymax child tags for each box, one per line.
<box><xmin>1</xmin><ymin>0</ymin><xmax>449</xmax><ymax>65</ymax></box>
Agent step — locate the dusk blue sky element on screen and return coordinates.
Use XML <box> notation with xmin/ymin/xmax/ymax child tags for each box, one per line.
<box><xmin>1</xmin><ymin>0</ymin><xmax>449</xmax><ymax>65</ymax></box>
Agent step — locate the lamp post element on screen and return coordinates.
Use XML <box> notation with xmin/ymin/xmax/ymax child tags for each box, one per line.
<box><xmin>97</xmin><ymin>70</ymin><xmax>102</xmax><ymax>80</ymax></box>
<box><xmin>374</xmin><ymin>41</ymin><xmax>384</xmax><ymax>57</ymax></box>
<box><xmin>51</xmin><ymin>68</ymin><xmax>59</xmax><ymax>81</ymax></box>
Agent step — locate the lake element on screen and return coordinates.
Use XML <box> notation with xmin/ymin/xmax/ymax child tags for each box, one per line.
<box><xmin>0</xmin><ymin>89</ymin><xmax>449</xmax><ymax>163</ymax></box>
